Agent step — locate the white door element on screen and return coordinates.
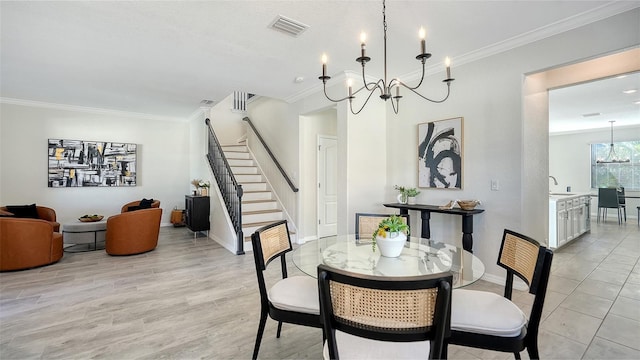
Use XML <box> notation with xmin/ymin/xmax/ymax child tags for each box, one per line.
<box><xmin>318</xmin><ymin>136</ymin><xmax>337</xmax><ymax>238</ymax></box>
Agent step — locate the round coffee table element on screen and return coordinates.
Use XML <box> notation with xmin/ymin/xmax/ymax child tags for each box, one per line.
<box><xmin>63</xmin><ymin>219</ymin><xmax>107</xmax><ymax>252</ymax></box>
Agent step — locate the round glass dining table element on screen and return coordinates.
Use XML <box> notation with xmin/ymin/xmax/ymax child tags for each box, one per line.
<box><xmin>291</xmin><ymin>234</ymin><xmax>485</xmax><ymax>288</ymax></box>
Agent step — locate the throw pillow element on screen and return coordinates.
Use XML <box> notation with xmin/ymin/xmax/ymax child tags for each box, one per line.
<box><xmin>127</xmin><ymin>206</ymin><xmax>141</xmax><ymax>212</ymax></box>
<box><xmin>139</xmin><ymin>198</ymin><xmax>154</xmax><ymax>209</ymax></box>
<box><xmin>6</xmin><ymin>204</ymin><xmax>39</xmax><ymax>219</ymax></box>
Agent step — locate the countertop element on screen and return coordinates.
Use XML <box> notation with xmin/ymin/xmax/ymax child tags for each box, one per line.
<box><xmin>549</xmin><ymin>192</ymin><xmax>591</xmax><ymax>201</ymax></box>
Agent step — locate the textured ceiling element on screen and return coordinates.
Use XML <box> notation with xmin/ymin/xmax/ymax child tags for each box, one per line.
<box><xmin>1</xmin><ymin>1</ymin><xmax>638</xmax><ymax>122</ymax></box>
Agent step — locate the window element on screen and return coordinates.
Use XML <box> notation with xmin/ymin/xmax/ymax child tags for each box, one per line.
<box><xmin>591</xmin><ymin>141</ymin><xmax>640</xmax><ymax>191</ymax></box>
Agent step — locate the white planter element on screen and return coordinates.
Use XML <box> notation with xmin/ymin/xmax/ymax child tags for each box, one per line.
<box><xmin>408</xmin><ymin>196</ymin><xmax>416</xmax><ymax>205</ymax></box>
<box><xmin>375</xmin><ymin>232</ymin><xmax>407</xmax><ymax>257</ymax></box>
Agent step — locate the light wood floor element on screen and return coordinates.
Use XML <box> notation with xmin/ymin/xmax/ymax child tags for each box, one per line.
<box><xmin>1</xmin><ymin>220</ymin><xmax>638</xmax><ymax>359</ymax></box>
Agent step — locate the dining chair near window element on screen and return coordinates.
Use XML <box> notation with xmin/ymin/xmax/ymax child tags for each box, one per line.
<box><xmin>317</xmin><ymin>264</ymin><xmax>452</xmax><ymax>360</ymax></box>
<box><xmin>617</xmin><ymin>186</ymin><xmax>627</xmax><ymax>222</ymax></box>
<box><xmin>598</xmin><ymin>187</ymin><xmax>623</xmax><ymax>224</ymax></box>
<box><xmin>448</xmin><ymin>229</ymin><xmax>553</xmax><ymax>360</ymax></box>
<box><xmin>355</xmin><ymin>213</ymin><xmax>410</xmax><ymax>240</ymax></box>
<box><xmin>250</xmin><ymin>220</ymin><xmax>321</xmax><ymax>359</ymax></box>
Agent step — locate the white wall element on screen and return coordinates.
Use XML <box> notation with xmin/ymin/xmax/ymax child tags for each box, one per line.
<box><xmin>208</xmin><ymin>94</ymin><xmax>245</xmax><ymax>145</ymax></box>
<box><xmin>0</xmin><ymin>102</ymin><xmax>190</xmax><ymax>226</ymax></box>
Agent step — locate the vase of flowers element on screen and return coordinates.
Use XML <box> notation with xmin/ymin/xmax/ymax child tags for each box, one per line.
<box><xmin>191</xmin><ymin>179</ymin><xmax>211</xmax><ymax>196</ymax></box>
<box><xmin>373</xmin><ymin>215</ymin><xmax>410</xmax><ymax>257</ymax></box>
<box><xmin>394</xmin><ymin>185</ymin><xmax>408</xmax><ymax>204</ymax></box>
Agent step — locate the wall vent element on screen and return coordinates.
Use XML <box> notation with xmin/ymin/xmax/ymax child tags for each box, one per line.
<box><xmin>582</xmin><ymin>112</ymin><xmax>601</xmax><ymax>117</ymax></box>
<box><xmin>269</xmin><ymin>15</ymin><xmax>309</xmax><ymax>37</ymax></box>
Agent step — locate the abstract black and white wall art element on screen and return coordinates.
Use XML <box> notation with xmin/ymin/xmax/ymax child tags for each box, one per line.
<box><xmin>418</xmin><ymin>117</ymin><xmax>463</xmax><ymax>189</ymax></box>
<box><xmin>48</xmin><ymin>139</ymin><xmax>137</xmax><ymax>187</ymax></box>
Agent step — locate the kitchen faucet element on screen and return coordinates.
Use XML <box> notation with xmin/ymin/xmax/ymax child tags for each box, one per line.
<box><xmin>549</xmin><ymin>176</ymin><xmax>558</xmax><ymax>185</ymax></box>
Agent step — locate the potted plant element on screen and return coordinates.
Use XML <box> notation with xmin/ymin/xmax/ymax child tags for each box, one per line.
<box><xmin>406</xmin><ymin>188</ymin><xmax>420</xmax><ymax>205</ymax></box>
<box><xmin>372</xmin><ymin>215</ymin><xmax>410</xmax><ymax>257</ymax></box>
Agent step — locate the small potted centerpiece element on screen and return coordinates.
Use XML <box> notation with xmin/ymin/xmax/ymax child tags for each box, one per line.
<box><xmin>394</xmin><ymin>185</ymin><xmax>420</xmax><ymax>205</ymax></box>
<box><xmin>406</xmin><ymin>188</ymin><xmax>420</xmax><ymax>205</ymax></box>
<box><xmin>373</xmin><ymin>215</ymin><xmax>410</xmax><ymax>257</ymax></box>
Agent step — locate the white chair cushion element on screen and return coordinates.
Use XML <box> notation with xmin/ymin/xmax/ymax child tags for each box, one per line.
<box><xmin>451</xmin><ymin>289</ymin><xmax>526</xmax><ymax>337</ymax></box>
<box><xmin>322</xmin><ymin>331</ymin><xmax>431</xmax><ymax>360</ymax></box>
<box><xmin>268</xmin><ymin>275</ymin><xmax>319</xmax><ymax>315</ymax></box>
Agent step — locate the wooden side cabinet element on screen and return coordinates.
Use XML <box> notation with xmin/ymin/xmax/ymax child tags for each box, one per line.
<box><xmin>185</xmin><ymin>195</ymin><xmax>210</xmax><ymax>233</ymax></box>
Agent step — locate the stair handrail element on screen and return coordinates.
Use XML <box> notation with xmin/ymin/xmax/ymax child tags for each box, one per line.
<box><xmin>243</xmin><ymin>116</ymin><xmax>299</xmax><ymax>192</ymax></box>
<box><xmin>205</xmin><ymin>118</ymin><xmax>244</xmax><ymax>255</ymax></box>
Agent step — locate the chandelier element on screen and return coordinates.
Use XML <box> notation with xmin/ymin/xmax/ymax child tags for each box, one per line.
<box><xmin>318</xmin><ymin>0</ymin><xmax>454</xmax><ymax>115</ymax></box>
<box><xmin>597</xmin><ymin>120</ymin><xmax>630</xmax><ymax>164</ymax></box>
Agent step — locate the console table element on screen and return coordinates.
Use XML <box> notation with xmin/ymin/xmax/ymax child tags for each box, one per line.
<box><xmin>383</xmin><ymin>203</ymin><xmax>484</xmax><ymax>253</ymax></box>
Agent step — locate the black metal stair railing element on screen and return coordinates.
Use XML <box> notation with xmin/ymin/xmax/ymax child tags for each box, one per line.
<box><xmin>243</xmin><ymin>117</ymin><xmax>299</xmax><ymax>192</ymax></box>
<box><xmin>205</xmin><ymin>118</ymin><xmax>244</xmax><ymax>255</ymax></box>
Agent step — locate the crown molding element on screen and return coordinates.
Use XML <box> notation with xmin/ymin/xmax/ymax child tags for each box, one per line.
<box><xmin>0</xmin><ymin>97</ymin><xmax>189</xmax><ymax>123</ymax></box>
<box><xmin>401</xmin><ymin>2</ymin><xmax>640</xmax><ymax>81</ymax></box>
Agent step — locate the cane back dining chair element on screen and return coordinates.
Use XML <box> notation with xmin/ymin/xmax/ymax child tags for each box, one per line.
<box><xmin>448</xmin><ymin>229</ymin><xmax>553</xmax><ymax>360</ymax></box>
<box><xmin>250</xmin><ymin>220</ymin><xmax>321</xmax><ymax>359</ymax></box>
<box><xmin>317</xmin><ymin>264</ymin><xmax>452</xmax><ymax>360</ymax></box>
<box><xmin>355</xmin><ymin>213</ymin><xmax>410</xmax><ymax>240</ymax></box>
<box><xmin>598</xmin><ymin>187</ymin><xmax>623</xmax><ymax>224</ymax></box>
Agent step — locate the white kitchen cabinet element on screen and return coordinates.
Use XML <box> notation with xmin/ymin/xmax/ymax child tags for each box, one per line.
<box><xmin>549</xmin><ymin>193</ymin><xmax>591</xmax><ymax>249</ymax></box>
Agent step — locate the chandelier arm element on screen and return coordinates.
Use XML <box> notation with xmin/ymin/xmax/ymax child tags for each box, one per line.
<box><xmin>401</xmin><ymin>61</ymin><xmax>427</xmax><ymax>91</ymax></box>
<box><xmin>349</xmin><ymin>85</ymin><xmax>381</xmax><ymax>115</ymax></box>
<box><xmin>400</xmin><ymin>82</ymin><xmax>452</xmax><ymax>103</ymax></box>
<box><xmin>322</xmin><ymin>82</ymin><xmax>353</xmax><ymax>103</ymax></box>
<box><xmin>361</xmin><ymin>65</ymin><xmax>383</xmax><ymax>92</ymax></box>
<box><xmin>390</xmin><ymin>96</ymin><xmax>399</xmax><ymax>114</ymax></box>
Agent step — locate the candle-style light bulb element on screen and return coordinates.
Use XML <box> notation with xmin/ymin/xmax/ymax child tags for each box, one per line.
<box><xmin>360</xmin><ymin>32</ymin><xmax>367</xmax><ymax>58</ymax></box>
<box><xmin>445</xmin><ymin>57</ymin><xmax>451</xmax><ymax>79</ymax></box>
<box><xmin>419</xmin><ymin>27</ymin><xmax>426</xmax><ymax>54</ymax></box>
<box><xmin>347</xmin><ymin>78</ymin><xmax>353</xmax><ymax>98</ymax></box>
<box><xmin>321</xmin><ymin>53</ymin><xmax>327</xmax><ymax>77</ymax></box>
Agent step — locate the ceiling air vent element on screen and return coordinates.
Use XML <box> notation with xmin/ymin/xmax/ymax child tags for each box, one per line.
<box><xmin>269</xmin><ymin>15</ymin><xmax>309</xmax><ymax>37</ymax></box>
<box><xmin>582</xmin><ymin>112</ymin><xmax>601</xmax><ymax>117</ymax></box>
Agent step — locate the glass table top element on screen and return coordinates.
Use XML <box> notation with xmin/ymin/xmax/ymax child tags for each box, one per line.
<box><xmin>291</xmin><ymin>234</ymin><xmax>485</xmax><ymax>288</ymax></box>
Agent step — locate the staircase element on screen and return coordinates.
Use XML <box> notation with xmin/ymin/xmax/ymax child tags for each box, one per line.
<box><xmin>221</xmin><ymin>143</ymin><xmax>284</xmax><ymax>250</ymax></box>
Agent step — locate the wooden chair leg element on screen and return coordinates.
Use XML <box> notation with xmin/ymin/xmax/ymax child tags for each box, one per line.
<box><xmin>252</xmin><ymin>309</ymin><xmax>268</xmax><ymax>359</ymax></box>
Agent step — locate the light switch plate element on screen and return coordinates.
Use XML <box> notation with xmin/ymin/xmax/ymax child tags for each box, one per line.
<box><xmin>491</xmin><ymin>179</ymin><xmax>499</xmax><ymax>191</ymax></box>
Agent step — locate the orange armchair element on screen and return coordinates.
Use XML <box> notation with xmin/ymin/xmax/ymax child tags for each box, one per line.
<box><xmin>120</xmin><ymin>199</ymin><xmax>160</xmax><ymax>213</ymax></box>
<box><xmin>1</xmin><ymin>205</ymin><xmax>60</xmax><ymax>232</ymax></box>
<box><xmin>0</xmin><ymin>218</ymin><xmax>63</xmax><ymax>271</ymax></box>
<box><xmin>106</xmin><ymin>208</ymin><xmax>162</xmax><ymax>255</ymax></box>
